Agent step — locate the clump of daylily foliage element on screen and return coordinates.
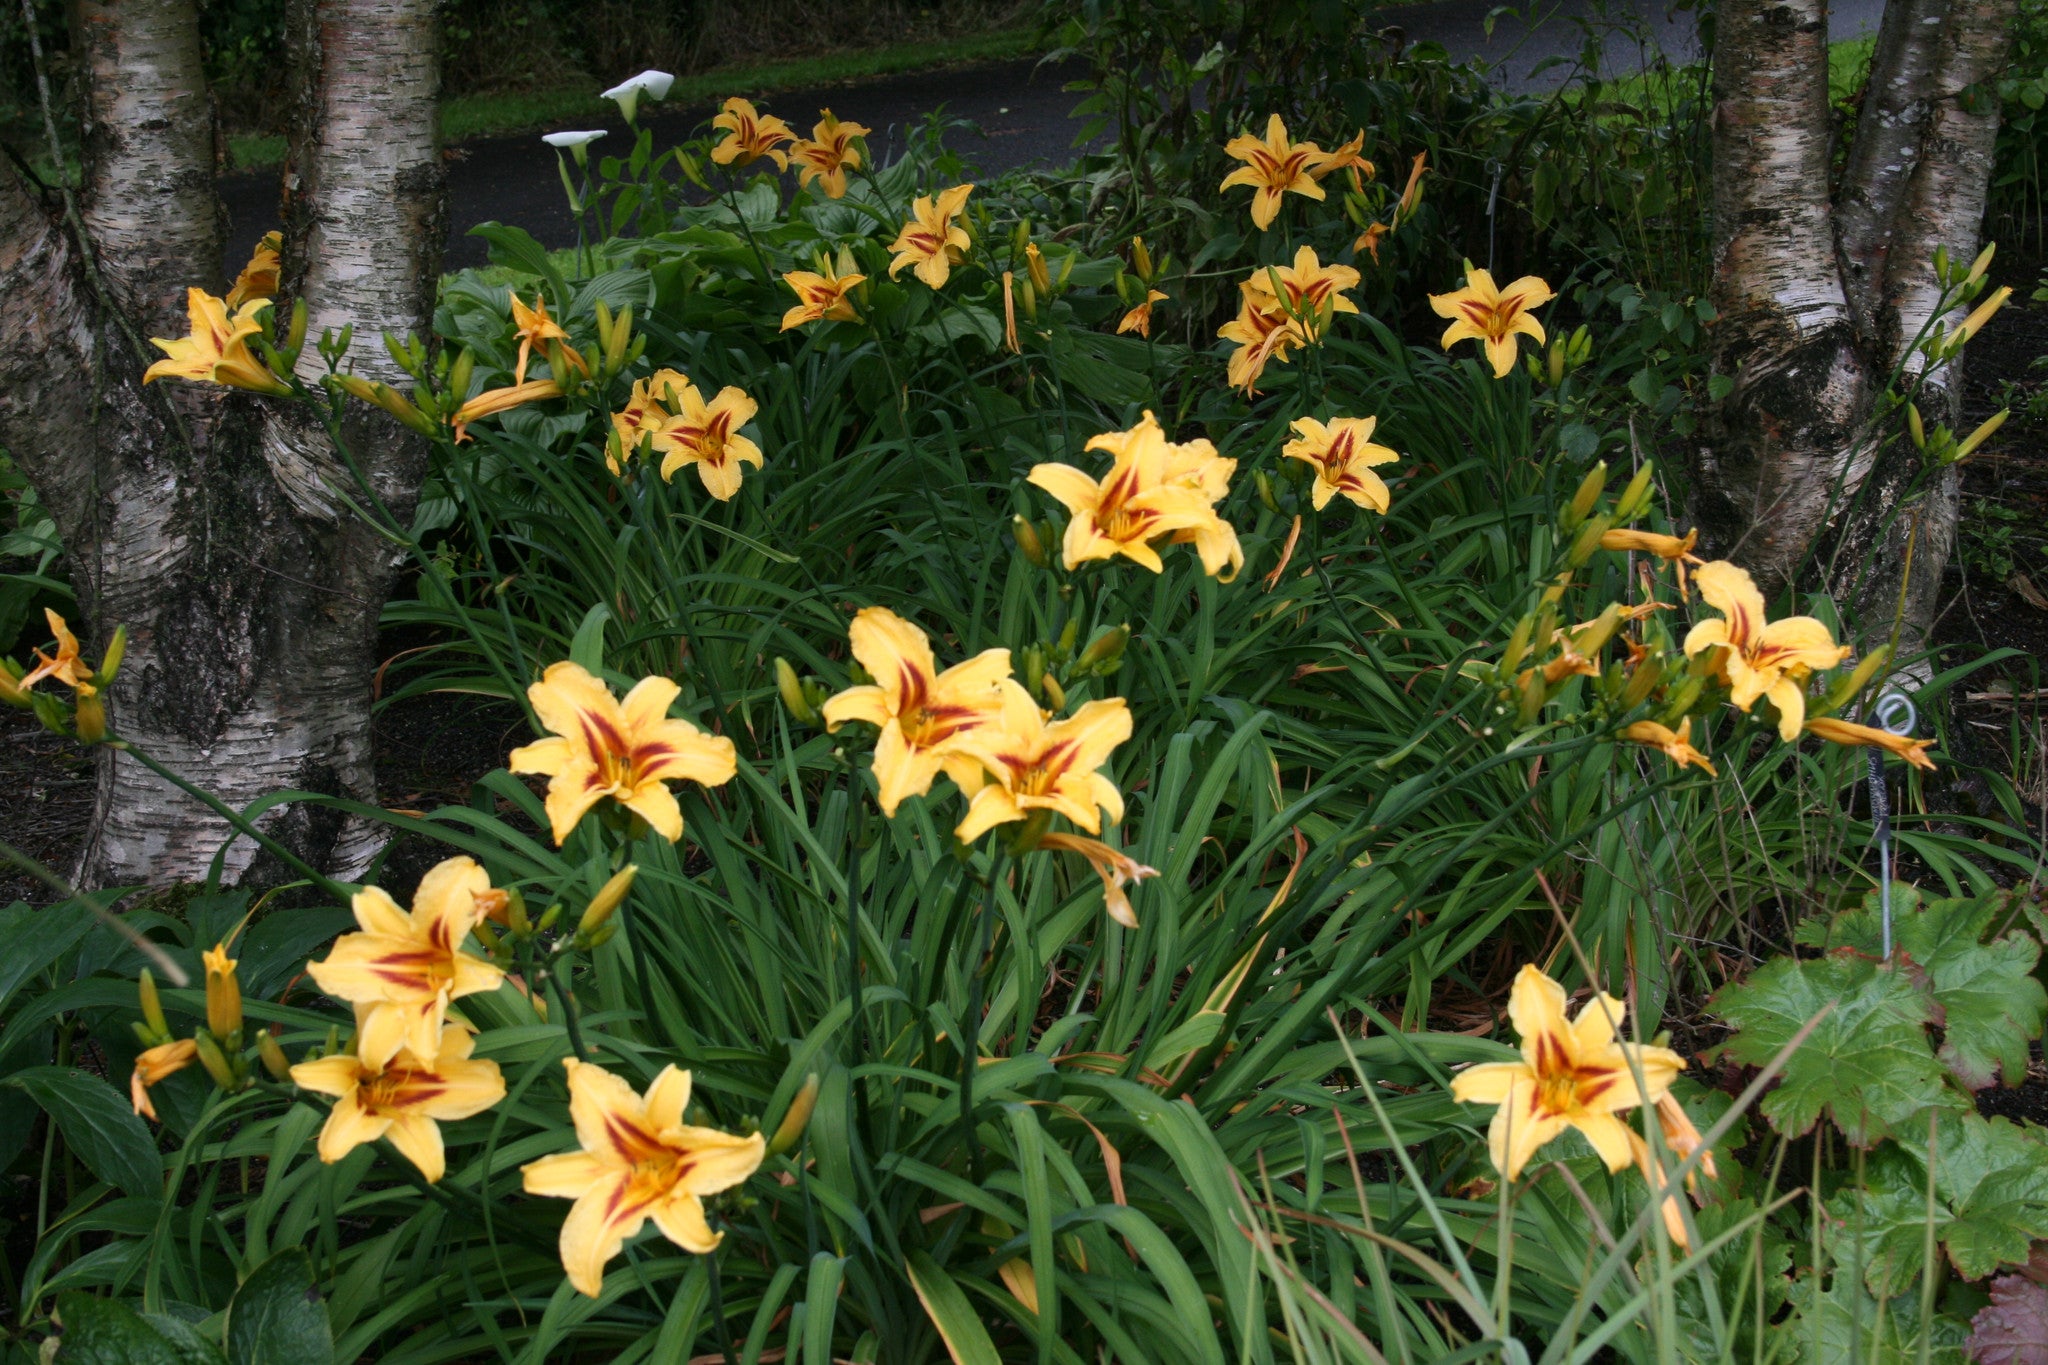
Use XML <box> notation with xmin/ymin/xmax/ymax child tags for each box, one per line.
<box><xmin>6</xmin><ymin>69</ymin><xmax>2038</xmax><ymax>1365</ymax></box>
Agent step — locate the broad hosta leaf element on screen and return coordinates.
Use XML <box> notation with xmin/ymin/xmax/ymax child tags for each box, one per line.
<box><xmin>8</xmin><ymin>1066</ymin><xmax>163</xmax><ymax>1198</ymax></box>
<box><xmin>51</xmin><ymin>1291</ymin><xmax>226</xmax><ymax>1365</ymax></box>
<box><xmin>0</xmin><ymin>899</ymin><xmax>94</xmax><ymax>1016</ymax></box>
<box><xmin>1970</xmin><ymin>1275</ymin><xmax>2048</xmax><ymax>1364</ymax></box>
<box><xmin>226</xmin><ymin>1249</ymin><xmax>333</xmax><ymax>1365</ymax></box>
<box><xmin>1804</xmin><ymin>884</ymin><xmax>2048</xmax><ymax>1090</ymax></box>
<box><xmin>1710</xmin><ymin>953</ymin><xmax>1954</xmax><ymax>1146</ymax></box>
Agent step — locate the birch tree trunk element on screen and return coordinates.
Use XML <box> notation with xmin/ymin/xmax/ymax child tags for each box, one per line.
<box><xmin>0</xmin><ymin>0</ymin><xmax>441</xmax><ymax>886</ymax></box>
<box><xmin>1699</xmin><ymin>0</ymin><xmax>2016</xmax><ymax>656</ymax></box>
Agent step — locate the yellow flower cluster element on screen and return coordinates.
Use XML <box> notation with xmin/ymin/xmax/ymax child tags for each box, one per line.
<box><xmin>1218</xmin><ymin>246</ymin><xmax>1360</xmax><ymax>392</ymax></box>
<box><xmin>1028</xmin><ymin>411</ymin><xmax>1243</xmax><ymax>580</ymax></box>
<box><xmin>820</xmin><ymin>605</ymin><xmax>1155</xmax><ymax>927</ymax></box>
<box><xmin>606</xmin><ymin>366</ymin><xmax>766</xmax><ymax>499</ymax></box>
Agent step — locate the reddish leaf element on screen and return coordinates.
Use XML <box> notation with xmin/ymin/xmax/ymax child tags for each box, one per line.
<box><xmin>1971</xmin><ymin>1275</ymin><xmax>2048</xmax><ymax>1364</ymax></box>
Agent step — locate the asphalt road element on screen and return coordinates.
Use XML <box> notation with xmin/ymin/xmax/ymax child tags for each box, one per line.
<box><xmin>220</xmin><ymin>0</ymin><xmax>1890</xmax><ymax>274</ymax></box>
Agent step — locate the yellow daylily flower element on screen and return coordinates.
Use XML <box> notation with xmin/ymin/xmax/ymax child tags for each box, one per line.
<box><xmin>1034</xmin><ymin>832</ymin><xmax>1157</xmax><ymax>929</ymax></box>
<box><xmin>1681</xmin><ymin>561</ymin><xmax>1851</xmax><ymax>741</ymax></box>
<box><xmin>1601</xmin><ymin>527</ymin><xmax>1703</xmax><ymax>597</ymax></box>
<box><xmin>225</xmin><ymin>230</ymin><xmax>282</xmax><ymax>311</ymax></box>
<box><xmin>508</xmin><ymin>661</ymin><xmax>738</xmax><ymax>844</ymax></box>
<box><xmin>951</xmin><ymin>682</ymin><xmax>1131</xmax><ymax>843</ymax></box>
<box><xmin>1219</xmin><ymin>113</ymin><xmax>1327</xmax><ymax>231</ymax></box>
<box><xmin>130</xmin><ymin>1039</ymin><xmax>198</xmax><ymax>1121</ymax></box>
<box><xmin>608</xmin><ymin>368</ymin><xmax>693</xmax><ymax>470</ymax></box>
<box><xmin>1217</xmin><ymin>282</ymin><xmax>1295</xmax><ymax>393</ymax></box>
<box><xmin>450</xmin><ymin>378</ymin><xmax>563</xmax><ymax>444</ymax></box>
<box><xmin>1803</xmin><ymin>716</ymin><xmax>1937</xmax><ymax>771</ymax></box>
<box><xmin>1283</xmin><ymin>415</ymin><xmax>1399</xmax><ymax>512</ymax></box>
<box><xmin>1031</xmin><ymin>412</ymin><xmax>1239</xmax><ymax>576</ymax></box>
<box><xmin>143</xmin><ymin>287</ymin><xmax>291</xmax><ymax>395</ymax></box>
<box><xmin>19</xmin><ymin>609</ymin><xmax>95</xmax><ymax>696</ymax></box>
<box><xmin>522</xmin><ymin>1059</ymin><xmax>765</xmax><ymax>1297</ymax></box>
<box><xmin>650</xmin><ymin>383</ymin><xmax>764</xmax><ymax>501</ymax></box>
<box><xmin>1621</xmin><ymin>718</ymin><xmax>1716</xmax><ymax>776</ymax></box>
<box><xmin>1257</xmin><ymin>245</ymin><xmax>1360</xmax><ymax>343</ymax></box>
<box><xmin>888</xmin><ymin>185</ymin><xmax>975</xmax><ymax>290</ymax></box>
<box><xmin>305</xmin><ymin>856</ymin><xmax>508</xmax><ymax>1068</ymax></box>
<box><xmin>291</xmin><ymin>1019</ymin><xmax>504</xmax><ymax>1182</ymax></box>
<box><xmin>1117</xmin><ymin>289</ymin><xmax>1168</xmax><ymax>338</ymax></box>
<box><xmin>711</xmin><ymin>97</ymin><xmax>795</xmax><ymax>169</ymax></box>
<box><xmin>1449</xmin><ymin>964</ymin><xmax>1685</xmax><ymax>1181</ymax></box>
<box><xmin>509</xmin><ymin>293</ymin><xmax>578</xmax><ymax>386</ymax></box>
<box><xmin>1312</xmin><ymin>130</ymin><xmax>1375</xmax><ymax>192</ymax></box>
<box><xmin>1428</xmin><ymin>268</ymin><xmax>1554</xmax><ymax>378</ymax></box>
<box><xmin>790</xmin><ymin>109</ymin><xmax>871</xmax><ymax>198</ymax></box>
<box><xmin>819</xmin><ymin>606</ymin><xmax>1010</xmax><ymax>816</ymax></box>
<box><xmin>780</xmin><ymin>263</ymin><xmax>866</xmax><ymax>331</ymax></box>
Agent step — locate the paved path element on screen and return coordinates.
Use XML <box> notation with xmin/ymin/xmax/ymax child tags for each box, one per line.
<box><xmin>221</xmin><ymin>0</ymin><xmax>1889</xmax><ymax>273</ymax></box>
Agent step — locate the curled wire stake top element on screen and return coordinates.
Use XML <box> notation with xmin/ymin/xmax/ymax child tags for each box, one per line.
<box><xmin>1864</xmin><ymin>689</ymin><xmax>1917</xmax><ymax>962</ymax></box>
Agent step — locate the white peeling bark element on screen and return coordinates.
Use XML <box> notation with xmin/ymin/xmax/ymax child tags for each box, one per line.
<box><xmin>1836</xmin><ymin>0</ymin><xmax>1947</xmax><ymax>335</ymax></box>
<box><xmin>0</xmin><ymin>0</ymin><xmax>441</xmax><ymax>888</ymax></box>
<box><xmin>1698</xmin><ymin>0</ymin><xmax>1873</xmax><ymax>591</ymax></box>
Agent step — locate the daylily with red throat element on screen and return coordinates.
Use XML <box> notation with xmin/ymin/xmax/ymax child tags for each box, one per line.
<box><xmin>1256</xmin><ymin>246</ymin><xmax>1360</xmax><ymax>343</ymax></box>
<box><xmin>291</xmin><ymin>1017</ymin><xmax>505</xmax><ymax>1181</ymax></box>
<box><xmin>1283</xmin><ymin>415</ymin><xmax>1399</xmax><ymax>512</ymax></box>
<box><xmin>1450</xmin><ymin>964</ymin><xmax>1685</xmax><ymax>1181</ymax></box>
<box><xmin>1030</xmin><ymin>413</ymin><xmax>1239</xmax><ymax>576</ymax></box>
<box><xmin>781</xmin><ymin>260</ymin><xmax>866</xmax><ymax>331</ymax></box>
<box><xmin>1682</xmin><ymin>560</ymin><xmax>1851</xmax><ymax>740</ymax></box>
<box><xmin>1428</xmin><ymin>267</ymin><xmax>1554</xmax><ymax>378</ymax></box>
<box><xmin>1217</xmin><ymin>282</ymin><xmax>1295</xmax><ymax>392</ymax></box>
<box><xmin>1219</xmin><ymin>113</ymin><xmax>1328</xmax><ymax>230</ymax></box>
<box><xmin>820</xmin><ymin>606</ymin><xmax>1010</xmax><ymax>816</ymax></box>
<box><xmin>225</xmin><ymin>231</ymin><xmax>282</xmax><ymax>311</ymax></box>
<box><xmin>951</xmin><ymin>682</ymin><xmax>1132</xmax><ymax>843</ymax></box>
<box><xmin>143</xmin><ymin>287</ymin><xmax>292</xmax><ymax>395</ymax></box>
<box><xmin>522</xmin><ymin>1059</ymin><xmax>765</xmax><ymax>1296</ymax></box>
<box><xmin>508</xmin><ymin>661</ymin><xmax>738</xmax><ymax>844</ymax></box>
<box><xmin>888</xmin><ymin>185</ymin><xmax>975</xmax><ymax>289</ymax></box>
<box><xmin>609</xmin><ymin>367</ymin><xmax>692</xmax><ymax>469</ymax></box>
<box><xmin>306</xmin><ymin>856</ymin><xmax>507</xmax><ymax>1068</ymax></box>
<box><xmin>651</xmin><ymin>383</ymin><xmax>764</xmax><ymax>500</ymax></box>
<box><xmin>791</xmin><ymin>109</ymin><xmax>871</xmax><ymax>198</ymax></box>
<box><xmin>710</xmin><ymin>97</ymin><xmax>794</xmax><ymax>169</ymax></box>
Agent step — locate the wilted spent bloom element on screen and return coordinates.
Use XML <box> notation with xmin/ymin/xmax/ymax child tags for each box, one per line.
<box><xmin>1802</xmin><ymin>716</ymin><xmax>1937</xmax><ymax>771</ymax></box>
<box><xmin>1601</xmin><ymin>526</ymin><xmax>1702</xmax><ymax>597</ymax></box>
<box><xmin>1621</xmin><ymin>717</ymin><xmax>1715</xmax><ymax>776</ymax></box>
<box><xmin>130</xmin><ymin>1039</ymin><xmax>199</xmax><ymax>1121</ymax></box>
<box><xmin>1428</xmin><ymin>268</ymin><xmax>1554</xmax><ymax>379</ymax></box>
<box><xmin>1034</xmin><ymin>832</ymin><xmax>1157</xmax><ymax>928</ymax></box>
<box><xmin>1117</xmin><ymin>289</ymin><xmax>1169</xmax><ymax>339</ymax></box>
<box><xmin>225</xmin><ymin>231</ymin><xmax>282</xmax><ymax>311</ymax></box>
<box><xmin>450</xmin><ymin>379</ymin><xmax>563</xmax><ymax>443</ymax></box>
<box><xmin>19</xmin><ymin>609</ymin><xmax>96</xmax><ymax>696</ymax></box>
<box><xmin>508</xmin><ymin>294</ymin><xmax>584</xmax><ymax>387</ymax></box>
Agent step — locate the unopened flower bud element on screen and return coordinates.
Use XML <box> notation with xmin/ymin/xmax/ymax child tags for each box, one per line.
<box><xmin>1026</xmin><ymin>242</ymin><xmax>1051</xmax><ymax>296</ymax></box>
<box><xmin>1660</xmin><ymin>675</ymin><xmax>1705</xmax><ymax>724</ymax></box>
<box><xmin>1622</xmin><ymin>654</ymin><xmax>1665</xmax><ymax>708</ymax></box>
<box><xmin>581</xmin><ymin>864</ymin><xmax>638</xmax><ymax>936</ymax></box>
<box><xmin>97</xmin><ymin>625</ymin><xmax>127</xmax><ymax>686</ymax></box>
<box><xmin>1566</xmin><ymin>516</ymin><xmax>1610</xmax><ymax>568</ymax></box>
<box><xmin>1499</xmin><ymin>613</ymin><xmax>1536</xmax><ymax>676</ymax></box>
<box><xmin>1017</xmin><ymin>276</ymin><xmax>1038</xmax><ymax>322</ymax></box>
<box><xmin>1548</xmin><ymin>341</ymin><xmax>1566</xmax><ymax>388</ymax></box>
<box><xmin>1041</xmin><ymin>673</ymin><xmax>1066</xmax><ymax>710</ymax></box>
<box><xmin>1952</xmin><ymin>409</ymin><xmax>2008</xmax><ymax>462</ymax></box>
<box><xmin>257</xmin><ymin>1028</ymin><xmax>291</xmax><ymax>1081</ymax></box>
<box><xmin>193</xmin><ymin>1031</ymin><xmax>238</xmax><ymax>1091</ymax></box>
<box><xmin>768</xmin><ymin>1073</ymin><xmax>820</xmax><ymax>1156</ymax></box>
<box><xmin>74</xmin><ymin>693</ymin><xmax>106</xmax><ymax>743</ymax></box>
<box><xmin>1612</xmin><ymin>461</ymin><xmax>1656</xmax><ymax>521</ymax></box>
<box><xmin>1021</xmin><ymin>644</ymin><xmax>1047</xmax><ymax>695</ymax></box>
<box><xmin>0</xmin><ymin>659</ymin><xmax>27</xmax><ymax>708</ymax></box>
<box><xmin>1055</xmin><ymin>616</ymin><xmax>1079</xmax><ymax>660</ymax></box>
<box><xmin>139</xmin><ymin>967</ymin><xmax>170</xmax><ymax>1041</ymax></box>
<box><xmin>1568</xmin><ymin>461</ymin><xmax>1608</xmax><ymax>523</ymax></box>
<box><xmin>1078</xmin><ymin>624</ymin><xmax>1129</xmax><ymax>673</ymax></box>
<box><xmin>1516</xmin><ymin>669</ymin><xmax>1547</xmax><ymax>725</ymax></box>
<box><xmin>1966</xmin><ymin>241</ymin><xmax>1996</xmax><ymax>286</ymax></box>
<box><xmin>1818</xmin><ymin>646</ymin><xmax>1891</xmax><ymax>716</ymax></box>
<box><xmin>285</xmin><ymin>298</ymin><xmax>309</xmax><ymax>362</ymax></box>
<box><xmin>448</xmin><ymin>349</ymin><xmax>475</xmax><ymax>402</ymax></box>
<box><xmin>1907</xmin><ymin>403</ymin><xmax>1926</xmax><ymax>449</ymax></box>
<box><xmin>1012</xmin><ymin>514</ymin><xmax>1048</xmax><ymax>568</ymax></box>
<box><xmin>776</xmin><ymin>658</ymin><xmax>819</xmax><ymax>725</ymax></box>
<box><xmin>203</xmin><ymin>943</ymin><xmax>242</xmax><ymax>1041</ymax></box>
<box><xmin>1132</xmin><ymin>235</ymin><xmax>1153</xmax><ymax>281</ymax></box>
<box><xmin>1255</xmin><ymin>469</ymin><xmax>1279</xmax><ymax>513</ymax></box>
<box><xmin>1953</xmin><ymin>285</ymin><xmax>2013</xmax><ymax>346</ymax></box>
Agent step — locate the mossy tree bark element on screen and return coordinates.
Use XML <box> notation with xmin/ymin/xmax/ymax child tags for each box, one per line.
<box><xmin>1700</xmin><ymin>0</ymin><xmax>2014</xmax><ymax>653</ymax></box>
<box><xmin>0</xmin><ymin>0</ymin><xmax>442</xmax><ymax>886</ymax></box>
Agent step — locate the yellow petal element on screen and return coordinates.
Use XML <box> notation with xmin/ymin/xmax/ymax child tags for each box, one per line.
<box><xmin>1506</xmin><ymin>964</ymin><xmax>1571</xmax><ymax>1067</ymax></box>
<box><xmin>507</xmin><ymin>735</ymin><xmax>573</xmax><ymax>777</ymax></box>
<box><xmin>289</xmin><ymin>1054</ymin><xmax>362</xmax><ymax>1099</ymax></box>
<box><xmin>1765</xmin><ymin>675</ymin><xmax>1807</xmax><ymax>741</ymax></box>
<box><xmin>522</xmin><ymin>1150</ymin><xmax>613</xmax><ymax>1199</ymax></box>
<box><xmin>558</xmin><ymin>1172</ymin><xmax>651</xmax><ymax>1297</ymax></box>
<box><xmin>1572</xmin><ymin>1111</ymin><xmax>1636</xmax><ymax>1174</ymax></box>
<box><xmin>383</xmin><ymin>1113</ymin><xmax>446</xmax><ymax>1182</ymax></box>
<box><xmin>620</xmin><ymin>782</ymin><xmax>687</xmax><ymax>842</ymax></box>
<box><xmin>822</xmin><ymin>683</ymin><xmax>891</xmax><ymax>732</ymax></box>
<box><xmin>667</xmin><ymin>1127</ymin><xmax>766</xmax><ymax>1196</ymax></box>
<box><xmin>317</xmin><ymin>1092</ymin><xmax>391</xmax><ymax>1164</ymax></box>
<box><xmin>643</xmin><ymin>1066</ymin><xmax>694</xmax><ymax>1132</ymax></box>
<box><xmin>651</xmin><ymin>1192</ymin><xmax>722</xmax><ymax>1253</ymax></box>
<box><xmin>351</xmin><ymin>885</ymin><xmax>413</xmax><ymax>937</ymax></box>
<box><xmin>1449</xmin><ymin>1060</ymin><xmax>1529</xmax><ymax>1106</ymax></box>
<box><xmin>620</xmin><ymin>675</ymin><xmax>684</xmax><ymax>734</ymax></box>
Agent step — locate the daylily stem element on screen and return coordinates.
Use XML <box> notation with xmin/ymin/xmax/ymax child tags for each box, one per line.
<box><xmin>538</xmin><ymin>960</ymin><xmax>590</xmax><ymax>1062</ymax></box>
<box><xmin>959</xmin><ymin>845</ymin><xmax>1006</xmax><ymax>1183</ymax></box>
<box><xmin>704</xmin><ymin>1236</ymin><xmax>741</xmax><ymax>1365</ymax></box>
